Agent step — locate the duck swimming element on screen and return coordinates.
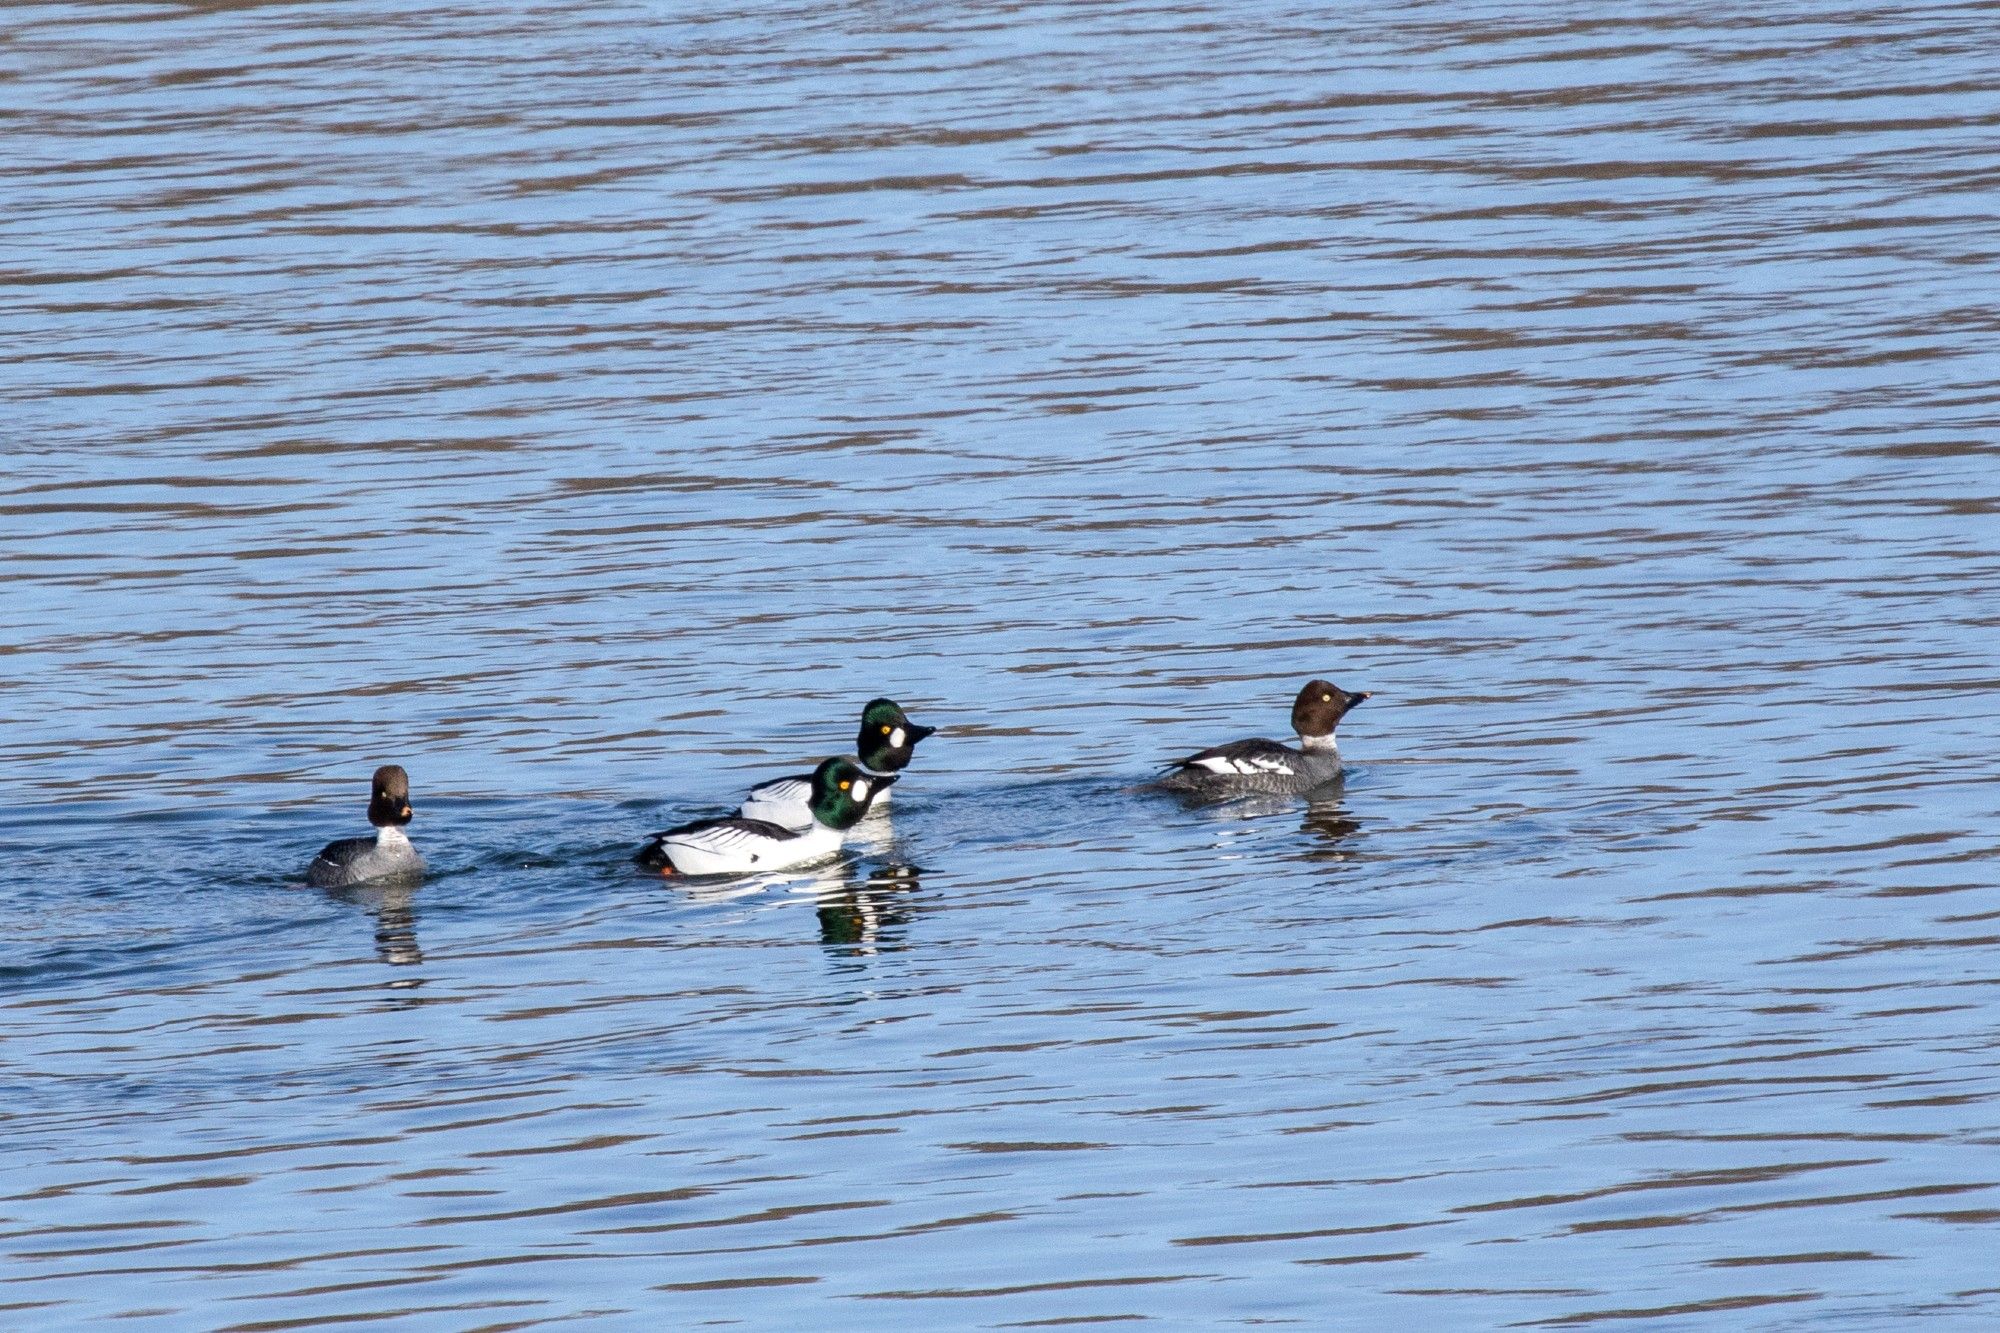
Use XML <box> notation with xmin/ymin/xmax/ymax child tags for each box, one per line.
<box><xmin>639</xmin><ymin>756</ymin><xmax>891</xmax><ymax>876</ymax></box>
<box><xmin>306</xmin><ymin>764</ymin><xmax>423</xmax><ymax>887</ymax></box>
<box><xmin>1155</xmin><ymin>679</ymin><xmax>1370</xmax><ymax>796</ymax></box>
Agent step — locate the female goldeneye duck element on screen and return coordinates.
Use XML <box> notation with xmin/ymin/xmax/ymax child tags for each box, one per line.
<box><xmin>639</xmin><ymin>756</ymin><xmax>893</xmax><ymax>877</ymax></box>
<box><xmin>738</xmin><ymin>697</ymin><xmax>936</xmax><ymax>830</ymax></box>
<box><xmin>1155</xmin><ymin>679</ymin><xmax>1371</xmax><ymax>796</ymax></box>
<box><xmin>306</xmin><ymin>764</ymin><xmax>424</xmax><ymax>887</ymax></box>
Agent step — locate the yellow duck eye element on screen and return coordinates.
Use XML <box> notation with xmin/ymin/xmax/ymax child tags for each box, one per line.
<box><xmin>880</xmin><ymin>724</ymin><xmax>892</xmax><ymax>734</ymax></box>
<box><xmin>839</xmin><ymin>779</ymin><xmax>851</xmax><ymax>790</ymax></box>
<box><xmin>1322</xmin><ymin>693</ymin><xmax>1332</xmax><ymax>702</ymax></box>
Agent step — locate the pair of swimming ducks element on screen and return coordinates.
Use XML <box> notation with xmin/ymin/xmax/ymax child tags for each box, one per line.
<box><xmin>306</xmin><ymin>680</ymin><xmax>1371</xmax><ymax>888</ymax></box>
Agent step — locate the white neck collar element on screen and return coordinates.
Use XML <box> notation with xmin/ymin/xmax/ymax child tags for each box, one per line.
<box><xmin>1298</xmin><ymin>733</ymin><xmax>1339</xmax><ymax>754</ymax></box>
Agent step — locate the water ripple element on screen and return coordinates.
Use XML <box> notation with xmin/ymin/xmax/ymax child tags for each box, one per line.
<box><xmin>4</xmin><ymin>0</ymin><xmax>1999</xmax><ymax>1326</ymax></box>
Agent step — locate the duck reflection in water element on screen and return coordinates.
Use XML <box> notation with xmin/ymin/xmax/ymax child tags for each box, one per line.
<box><xmin>325</xmin><ymin>881</ymin><xmax>424</xmax><ymax>970</ymax></box>
<box><xmin>815</xmin><ymin>862</ymin><xmax>924</xmax><ymax>954</ymax></box>
<box><xmin>1171</xmin><ymin>787</ymin><xmax>1362</xmax><ymax>864</ymax></box>
<box><xmin>1298</xmin><ymin>797</ymin><xmax>1362</xmax><ymax>863</ymax></box>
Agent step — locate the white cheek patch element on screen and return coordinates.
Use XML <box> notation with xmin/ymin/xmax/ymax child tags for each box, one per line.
<box><xmin>889</xmin><ymin>727</ymin><xmax>905</xmax><ymax>748</ymax></box>
<box><xmin>851</xmin><ymin>779</ymin><xmax>871</xmax><ymax>803</ymax></box>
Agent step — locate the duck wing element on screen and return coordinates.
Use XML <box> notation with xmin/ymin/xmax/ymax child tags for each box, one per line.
<box><xmin>1163</xmin><ymin>738</ymin><xmax>1303</xmax><ymax>778</ymax></box>
<box><xmin>637</xmin><ymin>815</ymin><xmax>801</xmax><ymax>865</ymax></box>
<box><xmin>743</xmin><ymin>775</ymin><xmax>810</xmax><ymax>803</ymax></box>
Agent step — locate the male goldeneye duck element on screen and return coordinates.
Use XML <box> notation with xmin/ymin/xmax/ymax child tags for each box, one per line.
<box><xmin>306</xmin><ymin>764</ymin><xmax>424</xmax><ymax>887</ymax></box>
<box><xmin>639</xmin><ymin>757</ymin><xmax>893</xmax><ymax>877</ymax></box>
<box><xmin>738</xmin><ymin>697</ymin><xmax>936</xmax><ymax>830</ymax></box>
<box><xmin>1155</xmin><ymin>679</ymin><xmax>1371</xmax><ymax>796</ymax></box>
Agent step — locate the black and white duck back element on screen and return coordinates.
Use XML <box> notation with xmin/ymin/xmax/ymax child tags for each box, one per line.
<box><xmin>308</xmin><ymin>825</ymin><xmax>422</xmax><ymax>887</ymax></box>
<box><xmin>1160</xmin><ymin>737</ymin><xmax>1346</xmax><ymax>796</ymax></box>
<box><xmin>736</xmin><ymin>774</ymin><xmax>816</xmax><ymax>830</ymax></box>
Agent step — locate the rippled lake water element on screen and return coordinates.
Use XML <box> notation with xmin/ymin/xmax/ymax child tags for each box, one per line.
<box><xmin>5</xmin><ymin>2</ymin><xmax>2000</xmax><ymax>1326</ymax></box>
